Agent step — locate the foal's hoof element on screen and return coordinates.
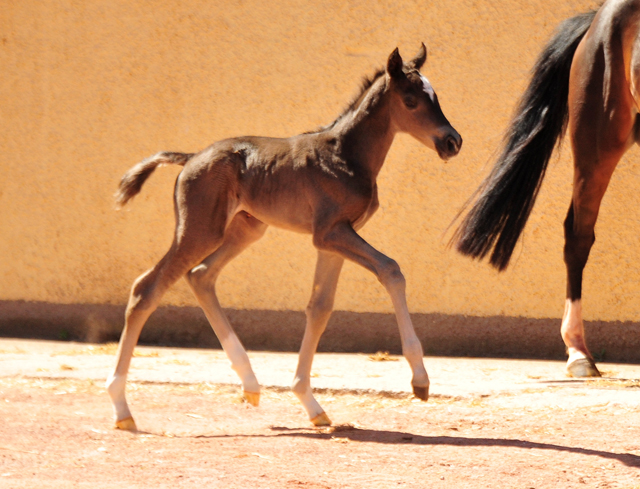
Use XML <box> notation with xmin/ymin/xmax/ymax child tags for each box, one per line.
<box><xmin>412</xmin><ymin>384</ymin><xmax>430</xmax><ymax>401</ymax></box>
<box><xmin>243</xmin><ymin>391</ymin><xmax>260</xmax><ymax>407</ymax></box>
<box><xmin>311</xmin><ymin>412</ymin><xmax>332</xmax><ymax>427</ymax></box>
<box><xmin>567</xmin><ymin>358</ymin><xmax>601</xmax><ymax>378</ymax></box>
<box><xmin>115</xmin><ymin>416</ymin><xmax>137</xmax><ymax>432</ymax></box>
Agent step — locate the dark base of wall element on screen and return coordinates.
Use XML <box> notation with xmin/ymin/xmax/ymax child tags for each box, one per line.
<box><xmin>1</xmin><ymin>300</ymin><xmax>640</xmax><ymax>363</ymax></box>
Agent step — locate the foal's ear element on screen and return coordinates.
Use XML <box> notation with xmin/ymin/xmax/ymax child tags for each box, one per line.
<box><xmin>408</xmin><ymin>43</ymin><xmax>427</xmax><ymax>70</ymax></box>
<box><xmin>387</xmin><ymin>47</ymin><xmax>405</xmax><ymax>79</ymax></box>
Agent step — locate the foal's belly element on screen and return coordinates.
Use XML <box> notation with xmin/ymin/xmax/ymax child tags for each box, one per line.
<box><xmin>242</xmin><ymin>208</ymin><xmax>314</xmax><ymax>234</ymax></box>
<box><xmin>239</xmin><ymin>197</ymin><xmax>314</xmax><ymax>234</ymax></box>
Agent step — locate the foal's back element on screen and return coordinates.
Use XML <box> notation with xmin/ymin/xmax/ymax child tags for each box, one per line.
<box><xmin>177</xmin><ymin>130</ymin><xmax>366</xmax><ymax>234</ymax></box>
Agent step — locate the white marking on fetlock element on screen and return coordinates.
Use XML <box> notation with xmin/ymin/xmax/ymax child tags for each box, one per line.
<box><xmin>221</xmin><ymin>336</ymin><xmax>260</xmax><ymax>394</ymax></box>
<box><xmin>106</xmin><ymin>373</ymin><xmax>132</xmax><ymax>422</ymax></box>
<box><xmin>403</xmin><ymin>340</ymin><xmax>429</xmax><ymax>390</ymax></box>
<box><xmin>561</xmin><ymin>299</ymin><xmax>591</xmax><ymax>361</ymax></box>
<box><xmin>232</xmin><ymin>362</ymin><xmax>260</xmax><ymax>394</ymax></box>
<box><xmin>561</xmin><ymin>299</ymin><xmax>583</xmax><ymax>334</ymax></box>
<box><xmin>292</xmin><ymin>377</ymin><xmax>325</xmax><ymax>421</ymax></box>
<box><xmin>567</xmin><ymin>348</ymin><xmax>588</xmax><ymax>365</ymax></box>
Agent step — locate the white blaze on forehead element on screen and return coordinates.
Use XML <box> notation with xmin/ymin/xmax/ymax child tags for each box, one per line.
<box><xmin>420</xmin><ymin>74</ymin><xmax>436</xmax><ymax>103</ymax></box>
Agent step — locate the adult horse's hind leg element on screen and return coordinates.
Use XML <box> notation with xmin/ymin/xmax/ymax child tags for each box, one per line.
<box><xmin>562</xmin><ymin>201</ymin><xmax>604</xmax><ymax>377</ymax></box>
<box><xmin>291</xmin><ymin>250</ymin><xmax>344</xmax><ymax>426</ymax></box>
<box><xmin>561</xmin><ymin>29</ymin><xmax>637</xmax><ymax>377</ymax></box>
<box><xmin>186</xmin><ymin>211</ymin><xmax>268</xmax><ymax>407</ymax></box>
<box><xmin>562</xmin><ymin>148</ymin><xmax>626</xmax><ymax>376</ymax></box>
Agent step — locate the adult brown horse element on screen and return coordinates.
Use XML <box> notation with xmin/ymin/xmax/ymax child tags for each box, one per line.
<box><xmin>107</xmin><ymin>45</ymin><xmax>462</xmax><ymax>431</ymax></box>
<box><xmin>455</xmin><ymin>0</ymin><xmax>640</xmax><ymax>377</ymax></box>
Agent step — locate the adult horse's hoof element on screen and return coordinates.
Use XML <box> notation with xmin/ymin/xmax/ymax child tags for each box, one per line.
<box><xmin>412</xmin><ymin>384</ymin><xmax>429</xmax><ymax>401</ymax></box>
<box><xmin>243</xmin><ymin>391</ymin><xmax>260</xmax><ymax>407</ymax></box>
<box><xmin>567</xmin><ymin>358</ymin><xmax>601</xmax><ymax>378</ymax></box>
<box><xmin>115</xmin><ymin>416</ymin><xmax>137</xmax><ymax>431</ymax></box>
<box><xmin>311</xmin><ymin>412</ymin><xmax>332</xmax><ymax>427</ymax></box>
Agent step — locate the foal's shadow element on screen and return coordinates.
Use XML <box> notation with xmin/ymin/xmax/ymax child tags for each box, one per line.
<box><xmin>269</xmin><ymin>425</ymin><xmax>640</xmax><ymax>468</ymax></box>
<box><xmin>146</xmin><ymin>424</ymin><xmax>640</xmax><ymax>468</ymax></box>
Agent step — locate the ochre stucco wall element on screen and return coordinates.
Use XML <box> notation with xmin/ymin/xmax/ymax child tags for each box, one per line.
<box><xmin>4</xmin><ymin>0</ymin><xmax>637</xmax><ymax>324</ymax></box>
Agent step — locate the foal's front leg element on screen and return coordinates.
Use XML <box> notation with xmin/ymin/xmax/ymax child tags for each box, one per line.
<box><xmin>313</xmin><ymin>222</ymin><xmax>430</xmax><ymax>400</ymax></box>
<box><xmin>292</xmin><ymin>251</ymin><xmax>344</xmax><ymax>426</ymax></box>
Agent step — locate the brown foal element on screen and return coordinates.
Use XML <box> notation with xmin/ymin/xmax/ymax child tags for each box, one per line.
<box><xmin>107</xmin><ymin>44</ymin><xmax>461</xmax><ymax>430</ymax></box>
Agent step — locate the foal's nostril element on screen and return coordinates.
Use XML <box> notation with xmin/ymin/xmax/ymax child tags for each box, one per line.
<box><xmin>446</xmin><ymin>136</ymin><xmax>459</xmax><ymax>154</ymax></box>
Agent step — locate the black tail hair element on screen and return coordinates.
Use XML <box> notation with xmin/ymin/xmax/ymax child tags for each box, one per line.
<box><xmin>115</xmin><ymin>152</ymin><xmax>195</xmax><ymax>208</ymax></box>
<box><xmin>453</xmin><ymin>9</ymin><xmax>597</xmax><ymax>271</ymax></box>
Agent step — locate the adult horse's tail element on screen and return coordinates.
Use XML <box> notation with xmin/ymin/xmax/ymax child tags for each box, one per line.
<box><xmin>453</xmin><ymin>10</ymin><xmax>597</xmax><ymax>271</ymax></box>
<box><xmin>115</xmin><ymin>152</ymin><xmax>195</xmax><ymax>208</ymax></box>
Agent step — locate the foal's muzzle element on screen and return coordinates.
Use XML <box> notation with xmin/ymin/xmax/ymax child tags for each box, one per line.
<box><xmin>436</xmin><ymin>131</ymin><xmax>462</xmax><ymax>161</ymax></box>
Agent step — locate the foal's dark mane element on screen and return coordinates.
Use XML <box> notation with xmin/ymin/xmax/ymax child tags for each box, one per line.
<box><xmin>304</xmin><ymin>68</ymin><xmax>386</xmax><ymax>134</ymax></box>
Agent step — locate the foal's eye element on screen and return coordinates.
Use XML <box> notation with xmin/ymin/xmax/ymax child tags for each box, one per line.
<box><xmin>403</xmin><ymin>95</ymin><xmax>418</xmax><ymax>109</ymax></box>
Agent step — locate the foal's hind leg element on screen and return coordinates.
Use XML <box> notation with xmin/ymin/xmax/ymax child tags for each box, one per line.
<box><xmin>291</xmin><ymin>250</ymin><xmax>344</xmax><ymax>426</ymax></box>
<box><xmin>106</xmin><ymin>238</ymin><xmax>223</xmax><ymax>430</ymax></box>
<box><xmin>107</xmin><ymin>170</ymin><xmax>236</xmax><ymax>430</ymax></box>
<box><xmin>186</xmin><ymin>212</ymin><xmax>267</xmax><ymax>407</ymax></box>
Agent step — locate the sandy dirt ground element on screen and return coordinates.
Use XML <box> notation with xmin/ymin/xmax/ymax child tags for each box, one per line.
<box><xmin>1</xmin><ymin>340</ymin><xmax>639</xmax><ymax>488</ymax></box>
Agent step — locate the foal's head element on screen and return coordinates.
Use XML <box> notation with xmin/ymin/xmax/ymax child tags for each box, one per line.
<box><xmin>386</xmin><ymin>44</ymin><xmax>462</xmax><ymax>160</ymax></box>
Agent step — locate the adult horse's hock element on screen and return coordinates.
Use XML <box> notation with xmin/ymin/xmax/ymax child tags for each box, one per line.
<box><xmin>454</xmin><ymin>0</ymin><xmax>640</xmax><ymax>377</ymax></box>
<box><xmin>107</xmin><ymin>45</ymin><xmax>462</xmax><ymax>430</ymax></box>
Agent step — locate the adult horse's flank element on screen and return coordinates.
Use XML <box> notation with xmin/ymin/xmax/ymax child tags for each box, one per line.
<box><xmin>454</xmin><ymin>0</ymin><xmax>640</xmax><ymax>377</ymax></box>
<box><xmin>107</xmin><ymin>45</ymin><xmax>462</xmax><ymax>430</ymax></box>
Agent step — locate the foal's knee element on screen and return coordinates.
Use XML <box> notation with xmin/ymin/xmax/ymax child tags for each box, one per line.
<box><xmin>186</xmin><ymin>263</ymin><xmax>216</xmax><ymax>294</ymax></box>
<box><xmin>127</xmin><ymin>272</ymin><xmax>161</xmax><ymax>316</ymax></box>
<box><xmin>306</xmin><ymin>294</ymin><xmax>334</xmax><ymax>326</ymax></box>
<box><xmin>377</xmin><ymin>257</ymin><xmax>406</xmax><ymax>290</ymax></box>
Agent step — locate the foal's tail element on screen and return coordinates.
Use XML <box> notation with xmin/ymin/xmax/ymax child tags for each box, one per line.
<box><xmin>452</xmin><ymin>9</ymin><xmax>597</xmax><ymax>271</ymax></box>
<box><xmin>115</xmin><ymin>152</ymin><xmax>195</xmax><ymax>208</ymax></box>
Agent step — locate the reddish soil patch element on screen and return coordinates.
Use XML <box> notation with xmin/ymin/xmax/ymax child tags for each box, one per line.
<box><xmin>1</xmin><ymin>377</ymin><xmax>639</xmax><ymax>488</ymax></box>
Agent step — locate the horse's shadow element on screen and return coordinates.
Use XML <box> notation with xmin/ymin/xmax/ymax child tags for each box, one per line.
<box><xmin>273</xmin><ymin>426</ymin><xmax>640</xmax><ymax>468</ymax></box>
<box><xmin>141</xmin><ymin>425</ymin><xmax>640</xmax><ymax>468</ymax></box>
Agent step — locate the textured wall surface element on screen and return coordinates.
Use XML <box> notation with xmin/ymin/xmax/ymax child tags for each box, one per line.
<box><xmin>5</xmin><ymin>0</ymin><xmax>638</xmax><ymax>328</ymax></box>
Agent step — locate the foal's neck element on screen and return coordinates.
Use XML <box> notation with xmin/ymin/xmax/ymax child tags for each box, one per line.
<box><xmin>332</xmin><ymin>76</ymin><xmax>396</xmax><ymax>180</ymax></box>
